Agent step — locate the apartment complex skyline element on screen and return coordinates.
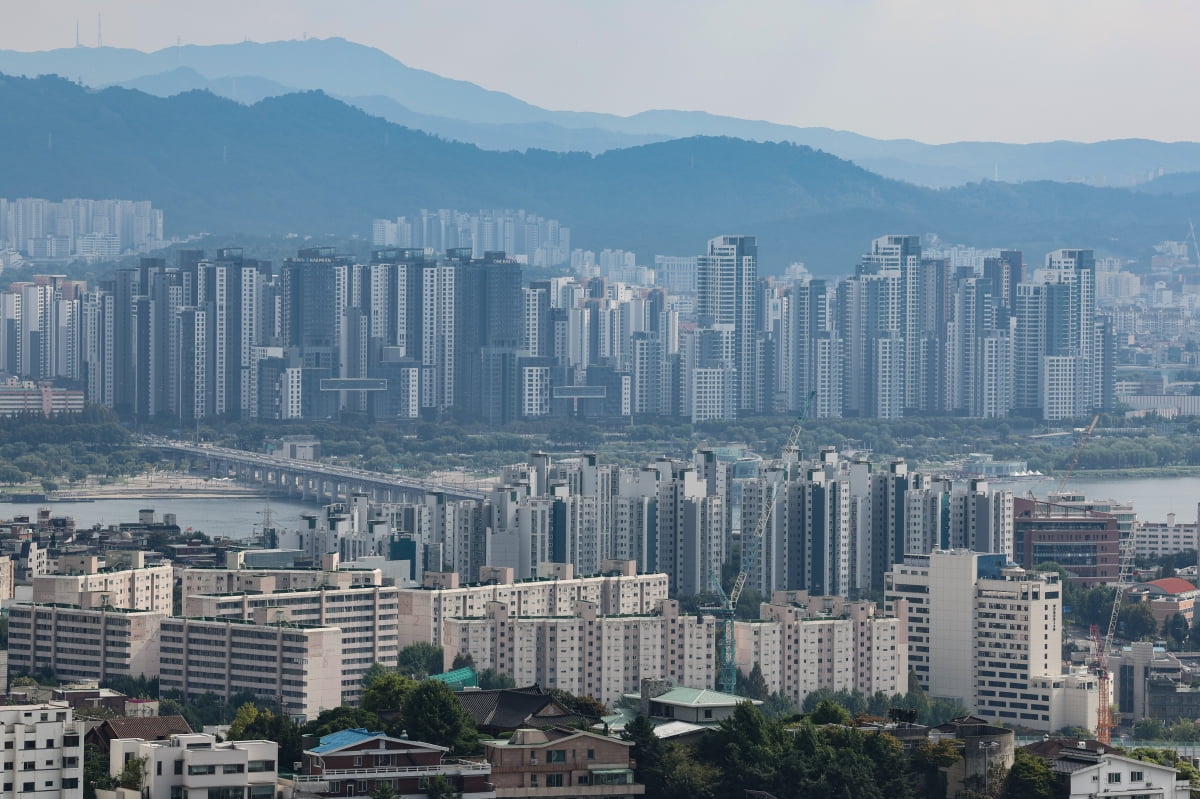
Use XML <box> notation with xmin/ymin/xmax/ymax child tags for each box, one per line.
<box><xmin>0</xmin><ymin>198</ymin><xmax>164</xmax><ymax>258</ymax></box>
<box><xmin>0</xmin><ymin>233</ymin><xmax>1119</xmax><ymax>424</ymax></box>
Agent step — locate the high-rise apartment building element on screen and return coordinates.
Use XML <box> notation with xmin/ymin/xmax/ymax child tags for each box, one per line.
<box><xmin>697</xmin><ymin>235</ymin><xmax>760</xmax><ymax>414</ymax></box>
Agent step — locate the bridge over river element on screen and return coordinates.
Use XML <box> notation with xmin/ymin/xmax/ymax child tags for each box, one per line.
<box><xmin>140</xmin><ymin>438</ymin><xmax>488</xmax><ymax>505</ymax></box>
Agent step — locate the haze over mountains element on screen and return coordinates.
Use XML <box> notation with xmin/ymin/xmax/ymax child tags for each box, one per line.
<box><xmin>5</xmin><ymin>71</ymin><xmax>1200</xmax><ymax>274</ymax></box>
<box><xmin>6</xmin><ymin>38</ymin><xmax>1200</xmax><ymax>188</ymax></box>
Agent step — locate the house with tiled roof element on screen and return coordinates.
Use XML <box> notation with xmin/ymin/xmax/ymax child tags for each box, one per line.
<box><xmin>455</xmin><ymin>687</ymin><xmax>585</xmax><ymax>735</ymax></box>
<box><xmin>84</xmin><ymin>714</ymin><xmax>192</xmax><ymax>753</ymax></box>
<box><xmin>631</xmin><ymin>683</ymin><xmax>759</xmax><ymax>725</ymax></box>
<box><xmin>292</xmin><ymin>728</ymin><xmax>493</xmax><ymax>799</ymax></box>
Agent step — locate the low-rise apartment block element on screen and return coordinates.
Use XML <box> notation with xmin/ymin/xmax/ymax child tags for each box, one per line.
<box><xmin>443</xmin><ymin>599</ymin><xmax>715</xmax><ymax>708</ymax></box>
<box><xmin>733</xmin><ymin>592</ymin><xmax>907</xmax><ymax>708</ymax></box>
<box><xmin>397</xmin><ymin>561</ymin><xmax>669</xmax><ymax>648</ymax></box>
<box><xmin>182</xmin><ymin>579</ymin><xmax>400</xmax><ymax>703</ymax></box>
<box><xmin>7</xmin><ymin>604</ymin><xmax>167</xmax><ymax>683</ymax></box>
<box><xmin>1135</xmin><ymin>512</ymin><xmax>1200</xmax><ymax>559</ymax></box>
<box><xmin>34</xmin><ymin>552</ymin><xmax>172</xmax><ymax>612</ymax></box>
<box><xmin>181</xmin><ymin>556</ymin><xmax>381</xmax><ymax>596</ymax></box>
<box><xmin>158</xmin><ymin>617</ymin><xmax>343</xmax><ymax>722</ymax></box>
<box><xmin>0</xmin><ymin>702</ymin><xmax>84</xmax><ymax>799</ymax></box>
<box><xmin>107</xmin><ymin>733</ymin><xmax>278</xmax><ymax>799</ymax></box>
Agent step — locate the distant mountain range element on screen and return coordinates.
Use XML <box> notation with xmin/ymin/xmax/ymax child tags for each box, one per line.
<box><xmin>4</xmin><ymin>73</ymin><xmax>1200</xmax><ymax>274</ymax></box>
<box><xmin>4</xmin><ymin>38</ymin><xmax>1200</xmax><ymax>188</ymax></box>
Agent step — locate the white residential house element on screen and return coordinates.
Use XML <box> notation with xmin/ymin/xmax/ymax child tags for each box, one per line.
<box><xmin>106</xmin><ymin>733</ymin><xmax>278</xmax><ymax>799</ymax></box>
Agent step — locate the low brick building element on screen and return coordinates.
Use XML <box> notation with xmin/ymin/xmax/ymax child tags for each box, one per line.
<box><xmin>484</xmin><ymin>727</ymin><xmax>643</xmax><ymax>799</ymax></box>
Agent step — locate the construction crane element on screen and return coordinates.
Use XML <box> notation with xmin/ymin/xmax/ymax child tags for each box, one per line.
<box><xmin>1049</xmin><ymin>413</ymin><xmax>1132</xmax><ymax>745</ymax></box>
<box><xmin>713</xmin><ymin>390</ymin><xmax>816</xmax><ymax>694</ymax></box>
<box><xmin>1055</xmin><ymin>414</ymin><xmax>1100</xmax><ymax>496</ymax></box>
<box><xmin>1093</xmin><ymin>537</ymin><xmax>1136</xmax><ymax>744</ymax></box>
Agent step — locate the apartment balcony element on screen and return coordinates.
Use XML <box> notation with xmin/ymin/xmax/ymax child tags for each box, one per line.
<box><xmin>294</xmin><ymin>759</ymin><xmax>492</xmax><ymax>785</ymax></box>
<box><xmin>495</xmin><ymin>785</ymin><xmax>645</xmax><ymax>798</ymax></box>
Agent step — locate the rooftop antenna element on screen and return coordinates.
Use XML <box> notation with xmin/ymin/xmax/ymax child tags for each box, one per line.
<box><xmin>97</xmin><ymin>13</ymin><xmax>102</xmax><ymax>48</ymax></box>
<box><xmin>75</xmin><ymin>20</ymin><xmax>80</xmax><ymax>48</ymax></box>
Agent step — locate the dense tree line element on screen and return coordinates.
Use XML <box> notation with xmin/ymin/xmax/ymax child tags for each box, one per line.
<box><xmin>0</xmin><ymin>406</ymin><xmax>166</xmax><ymax>487</ymax></box>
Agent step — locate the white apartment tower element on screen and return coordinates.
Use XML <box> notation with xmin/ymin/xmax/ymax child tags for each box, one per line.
<box><xmin>696</xmin><ymin>235</ymin><xmax>760</xmax><ymax>415</ymax></box>
<box><xmin>884</xmin><ymin>550</ymin><xmax>1092</xmax><ymax>731</ymax></box>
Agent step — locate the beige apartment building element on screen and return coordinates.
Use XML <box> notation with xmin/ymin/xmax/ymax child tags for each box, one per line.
<box><xmin>443</xmin><ymin>598</ymin><xmax>716</xmax><ymax>708</ymax></box>
<box><xmin>33</xmin><ymin>552</ymin><xmax>172</xmax><ymax>612</ymax></box>
<box><xmin>397</xmin><ymin>561</ymin><xmax>670</xmax><ymax>648</ymax></box>
<box><xmin>158</xmin><ymin>617</ymin><xmax>343</xmax><ymax>721</ymax></box>
<box><xmin>7</xmin><ymin>604</ymin><xmax>167</xmax><ymax>683</ymax></box>
<box><xmin>183</xmin><ymin>581</ymin><xmax>400</xmax><ymax>702</ymax></box>
<box><xmin>733</xmin><ymin>592</ymin><xmax>908</xmax><ymax>708</ymax></box>
<box><xmin>180</xmin><ymin>555</ymin><xmax>381</xmax><ymax>596</ymax></box>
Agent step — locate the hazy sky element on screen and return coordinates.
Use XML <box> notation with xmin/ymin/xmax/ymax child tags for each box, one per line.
<box><xmin>3</xmin><ymin>0</ymin><xmax>1198</xmax><ymax>144</ymax></box>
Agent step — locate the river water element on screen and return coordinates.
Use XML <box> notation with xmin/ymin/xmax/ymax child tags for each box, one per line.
<box><xmin>1007</xmin><ymin>475</ymin><xmax>1200</xmax><ymax>523</ymax></box>
<box><xmin>1</xmin><ymin>496</ymin><xmax>315</xmax><ymax>540</ymax></box>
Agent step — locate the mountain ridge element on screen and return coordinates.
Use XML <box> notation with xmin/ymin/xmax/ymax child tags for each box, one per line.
<box><xmin>4</xmin><ymin>38</ymin><xmax>1200</xmax><ymax>187</ymax></box>
<box><xmin>3</xmin><ymin>73</ymin><xmax>1199</xmax><ymax>274</ymax></box>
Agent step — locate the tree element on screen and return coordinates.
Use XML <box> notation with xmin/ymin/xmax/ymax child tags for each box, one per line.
<box><xmin>1165</xmin><ymin>612</ymin><xmax>1190</xmax><ymax>649</ymax></box>
<box><xmin>1002</xmin><ymin>749</ymin><xmax>1055</xmax><ymax>799</ymax></box>
<box><xmin>761</xmin><ymin>691</ymin><xmax>798</xmax><ymax>720</ymax></box>
<box><xmin>302</xmin><ymin>706</ymin><xmax>384</xmax><ymax>738</ymax></box>
<box><xmin>737</xmin><ymin>664</ymin><xmax>770</xmax><ymax>701</ymax></box>
<box><xmin>1054</xmin><ymin>726</ymin><xmax>1092</xmax><ymax>738</ymax></box>
<box><xmin>362</xmin><ymin>672</ymin><xmax>417</xmax><ymax>715</ymax></box>
<box><xmin>83</xmin><ymin>743</ymin><xmax>117</xmax><ymax>799</ymax></box>
<box><xmin>809</xmin><ymin>698</ymin><xmax>852</xmax><ymax>726</ymax></box>
<box><xmin>371</xmin><ymin>784</ymin><xmax>399</xmax><ymax>799</ymax></box>
<box><xmin>401</xmin><ymin>680</ymin><xmax>479</xmax><ymax>754</ymax></box>
<box><xmin>158</xmin><ymin>697</ymin><xmax>201</xmax><ymax>733</ymax></box>
<box><xmin>1134</xmin><ymin>718</ymin><xmax>1166</xmax><ymax>740</ymax></box>
<box><xmin>622</xmin><ymin>714</ymin><xmax>665</xmax><ymax>795</ymax></box>
<box><xmin>450</xmin><ymin>652</ymin><xmax>475</xmax><ymax>670</ymax></box>
<box><xmin>228</xmin><ymin>704</ymin><xmax>303</xmax><ymax>768</ymax></box>
<box><xmin>117</xmin><ymin>754</ymin><xmax>149</xmax><ymax>790</ymax></box>
<box><xmin>547</xmin><ymin>688</ymin><xmax>608</xmax><ymax>718</ymax></box>
<box><xmin>658</xmin><ymin>742</ymin><xmax>719</xmax><ymax>799</ymax></box>
<box><xmin>361</xmin><ymin>662</ymin><xmax>391</xmax><ymax>690</ymax></box>
<box><xmin>478</xmin><ymin>668</ymin><xmax>516</xmax><ymax>690</ymax></box>
<box><xmin>1120</xmin><ymin>601</ymin><xmax>1159</xmax><ymax>640</ymax></box>
<box><xmin>226</xmin><ymin>702</ymin><xmax>260</xmax><ymax>741</ymax></box>
<box><xmin>424</xmin><ymin>774</ymin><xmax>463</xmax><ymax>799</ymax></box>
<box><xmin>397</xmin><ymin>642</ymin><xmax>444</xmax><ymax>679</ymax></box>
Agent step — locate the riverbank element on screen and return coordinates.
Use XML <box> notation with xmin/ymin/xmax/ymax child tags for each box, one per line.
<box><xmin>1066</xmin><ymin>466</ymin><xmax>1200</xmax><ymax>480</ymax></box>
<box><xmin>48</xmin><ymin>472</ymin><xmax>274</xmax><ymax>501</ymax></box>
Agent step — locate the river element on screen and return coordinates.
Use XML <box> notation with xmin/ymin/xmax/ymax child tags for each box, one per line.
<box><xmin>1</xmin><ymin>496</ymin><xmax>315</xmax><ymax>540</ymax></box>
<box><xmin>1008</xmin><ymin>475</ymin><xmax>1200</xmax><ymax>523</ymax></box>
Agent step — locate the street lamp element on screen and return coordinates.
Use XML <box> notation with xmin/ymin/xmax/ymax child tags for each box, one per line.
<box><xmin>979</xmin><ymin>740</ymin><xmax>1000</xmax><ymax>795</ymax></box>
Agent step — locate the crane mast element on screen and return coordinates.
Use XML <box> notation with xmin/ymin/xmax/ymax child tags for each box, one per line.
<box><xmin>715</xmin><ymin>390</ymin><xmax>816</xmax><ymax>694</ymax></box>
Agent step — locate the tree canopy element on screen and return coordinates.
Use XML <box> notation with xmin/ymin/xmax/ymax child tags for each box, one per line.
<box><xmin>401</xmin><ymin>680</ymin><xmax>480</xmax><ymax>754</ymax></box>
